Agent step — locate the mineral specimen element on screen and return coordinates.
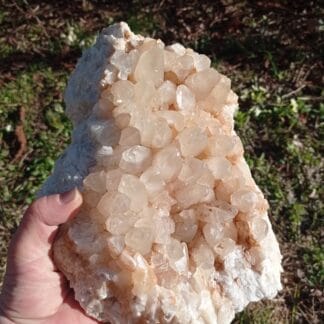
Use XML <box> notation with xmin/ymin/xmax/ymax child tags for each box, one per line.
<box><xmin>40</xmin><ymin>22</ymin><xmax>283</xmax><ymax>323</ymax></box>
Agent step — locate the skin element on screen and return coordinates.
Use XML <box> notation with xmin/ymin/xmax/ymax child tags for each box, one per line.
<box><xmin>0</xmin><ymin>189</ymin><xmax>98</xmax><ymax>324</ymax></box>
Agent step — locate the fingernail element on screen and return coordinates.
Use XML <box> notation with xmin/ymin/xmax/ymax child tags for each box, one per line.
<box><xmin>59</xmin><ymin>188</ymin><xmax>76</xmax><ymax>204</ymax></box>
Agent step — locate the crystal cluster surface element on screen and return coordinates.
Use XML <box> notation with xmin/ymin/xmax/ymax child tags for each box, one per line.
<box><xmin>41</xmin><ymin>22</ymin><xmax>282</xmax><ymax>323</ymax></box>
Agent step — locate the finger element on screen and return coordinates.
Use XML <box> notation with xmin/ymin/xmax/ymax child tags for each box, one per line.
<box><xmin>0</xmin><ymin>190</ymin><xmax>83</xmax><ymax>321</ymax></box>
<box><xmin>7</xmin><ymin>188</ymin><xmax>83</xmax><ymax>269</ymax></box>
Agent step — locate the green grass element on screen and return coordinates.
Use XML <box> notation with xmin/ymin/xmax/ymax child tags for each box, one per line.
<box><xmin>0</xmin><ymin>66</ymin><xmax>71</xmax><ymax>202</ymax></box>
<box><xmin>303</xmin><ymin>245</ymin><xmax>324</xmax><ymax>288</ymax></box>
<box><xmin>235</xmin><ymin>304</ymin><xmax>279</xmax><ymax>324</ymax></box>
<box><xmin>236</xmin><ymin>82</ymin><xmax>323</xmax><ymax>238</ymax></box>
<box><xmin>0</xmin><ymin>1</ymin><xmax>323</xmax><ymax>323</ymax></box>
<box><xmin>0</xmin><ymin>65</ymin><xmax>72</xmax><ymax>276</ymax></box>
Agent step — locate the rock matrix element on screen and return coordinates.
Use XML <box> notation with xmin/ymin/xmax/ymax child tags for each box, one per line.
<box><xmin>40</xmin><ymin>22</ymin><xmax>282</xmax><ymax>324</ymax></box>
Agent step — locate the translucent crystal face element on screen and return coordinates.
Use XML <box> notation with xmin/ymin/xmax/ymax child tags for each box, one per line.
<box><xmin>53</xmin><ymin>22</ymin><xmax>282</xmax><ymax>324</ymax></box>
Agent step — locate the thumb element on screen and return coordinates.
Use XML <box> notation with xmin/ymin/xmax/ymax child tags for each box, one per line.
<box><xmin>7</xmin><ymin>188</ymin><xmax>83</xmax><ymax>270</ymax></box>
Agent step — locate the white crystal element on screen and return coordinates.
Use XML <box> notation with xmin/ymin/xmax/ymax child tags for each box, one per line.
<box><xmin>119</xmin><ymin>145</ymin><xmax>152</xmax><ymax>174</ymax></box>
<box><xmin>134</xmin><ymin>46</ymin><xmax>164</xmax><ymax>87</ymax></box>
<box><xmin>176</xmin><ymin>84</ymin><xmax>196</xmax><ymax>113</ymax></box>
<box><xmin>111</xmin><ymin>49</ymin><xmax>140</xmax><ymax>80</ymax></box>
<box><xmin>173</xmin><ymin>54</ymin><xmax>194</xmax><ymax>81</ymax></box>
<box><xmin>152</xmin><ymin>145</ymin><xmax>182</xmax><ymax>181</ymax></box>
<box><xmin>166</xmin><ymin>238</ymin><xmax>188</xmax><ymax>273</ymax></box>
<box><xmin>119</xmin><ymin>126</ymin><xmax>141</xmax><ymax>146</ymax></box>
<box><xmin>185</xmin><ymin>69</ymin><xmax>220</xmax><ymax>100</ymax></box>
<box><xmin>192</xmin><ymin>243</ymin><xmax>215</xmax><ymax>269</ymax></box>
<box><xmin>155</xmin><ymin>110</ymin><xmax>185</xmax><ymax>131</ymax></box>
<box><xmin>135</xmin><ymin>207</ymin><xmax>175</xmax><ymax>244</ymax></box>
<box><xmin>107</xmin><ymin>235</ymin><xmax>125</xmax><ymax>257</ymax></box>
<box><xmin>111</xmin><ymin>80</ymin><xmax>135</xmax><ymax>106</ymax></box>
<box><xmin>173</xmin><ymin>210</ymin><xmax>198</xmax><ymax>243</ymax></box>
<box><xmin>83</xmin><ymin>170</ymin><xmax>107</xmax><ymax>193</ymax></box>
<box><xmin>106</xmin><ymin>211</ymin><xmax>137</xmax><ymax>235</ymax></box>
<box><xmin>193</xmin><ymin>53</ymin><xmax>211</xmax><ymax>71</ymax></box>
<box><xmin>177</xmin><ymin>127</ymin><xmax>208</xmax><ymax>157</ymax></box>
<box><xmin>90</xmin><ymin>120</ymin><xmax>120</xmax><ymax>147</ymax></box>
<box><xmin>250</xmin><ymin>217</ymin><xmax>269</xmax><ymax>241</ymax></box>
<box><xmin>158</xmin><ymin>80</ymin><xmax>177</xmax><ymax>106</ymax></box>
<box><xmin>118</xmin><ymin>174</ymin><xmax>148</xmax><ymax>212</ymax></box>
<box><xmin>175</xmin><ymin>183</ymin><xmax>210</xmax><ymax>209</ymax></box>
<box><xmin>139</xmin><ymin>167</ymin><xmax>165</xmax><ymax>197</ymax></box>
<box><xmin>206</xmin><ymin>156</ymin><xmax>232</xmax><ymax>180</ymax></box>
<box><xmin>45</xmin><ymin>22</ymin><xmax>282</xmax><ymax>324</ymax></box>
<box><xmin>163</xmin><ymin>49</ymin><xmax>178</xmax><ymax>72</ymax></box>
<box><xmin>231</xmin><ymin>189</ymin><xmax>258</xmax><ymax>213</ymax></box>
<box><xmin>167</xmin><ymin>43</ymin><xmax>186</xmax><ymax>56</ymax></box>
<box><xmin>125</xmin><ymin>227</ymin><xmax>153</xmax><ymax>255</ymax></box>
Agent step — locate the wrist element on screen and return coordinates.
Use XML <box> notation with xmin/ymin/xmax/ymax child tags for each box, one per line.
<box><xmin>0</xmin><ymin>293</ymin><xmax>14</xmax><ymax>324</ymax></box>
<box><xmin>0</xmin><ymin>315</ymin><xmax>15</xmax><ymax>324</ymax></box>
<box><xmin>0</xmin><ymin>307</ymin><xmax>15</xmax><ymax>324</ymax></box>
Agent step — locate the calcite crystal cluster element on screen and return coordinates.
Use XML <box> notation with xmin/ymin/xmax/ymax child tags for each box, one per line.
<box><xmin>40</xmin><ymin>22</ymin><xmax>282</xmax><ymax>323</ymax></box>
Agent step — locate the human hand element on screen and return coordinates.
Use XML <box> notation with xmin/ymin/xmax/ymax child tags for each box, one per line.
<box><xmin>0</xmin><ymin>189</ymin><xmax>98</xmax><ymax>324</ymax></box>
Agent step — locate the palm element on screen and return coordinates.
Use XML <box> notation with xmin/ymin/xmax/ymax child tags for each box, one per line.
<box><xmin>0</xmin><ymin>192</ymin><xmax>98</xmax><ymax>324</ymax></box>
<box><xmin>3</xmin><ymin>254</ymin><xmax>97</xmax><ymax>324</ymax></box>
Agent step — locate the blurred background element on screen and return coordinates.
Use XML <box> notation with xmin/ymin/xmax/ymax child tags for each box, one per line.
<box><xmin>0</xmin><ymin>0</ymin><xmax>323</xmax><ymax>322</ymax></box>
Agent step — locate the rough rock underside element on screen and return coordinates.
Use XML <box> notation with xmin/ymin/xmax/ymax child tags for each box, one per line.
<box><xmin>40</xmin><ymin>22</ymin><xmax>282</xmax><ymax>324</ymax></box>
